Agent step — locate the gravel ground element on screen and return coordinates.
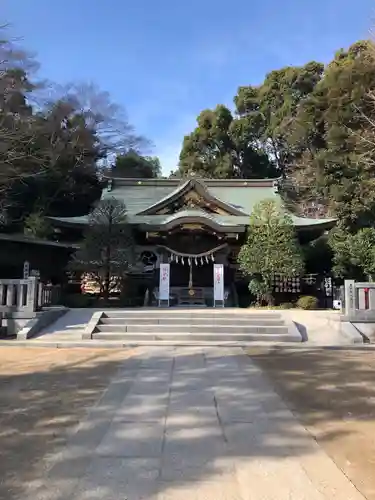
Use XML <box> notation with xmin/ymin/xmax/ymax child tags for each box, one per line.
<box><xmin>248</xmin><ymin>347</ymin><xmax>375</xmax><ymax>500</ymax></box>
<box><xmin>0</xmin><ymin>347</ymin><xmax>134</xmax><ymax>500</ymax></box>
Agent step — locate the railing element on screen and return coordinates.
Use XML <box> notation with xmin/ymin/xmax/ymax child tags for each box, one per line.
<box><xmin>37</xmin><ymin>284</ymin><xmax>61</xmax><ymax>308</ymax></box>
<box><xmin>0</xmin><ymin>278</ymin><xmax>38</xmax><ymax>313</ymax></box>
<box><xmin>343</xmin><ymin>280</ymin><xmax>375</xmax><ymax>320</ymax></box>
<box><xmin>0</xmin><ymin>279</ymin><xmax>62</xmax><ymax>314</ymax></box>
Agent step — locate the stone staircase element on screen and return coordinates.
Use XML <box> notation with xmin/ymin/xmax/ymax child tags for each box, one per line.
<box><xmin>84</xmin><ymin>309</ymin><xmax>302</xmax><ymax>345</ymax></box>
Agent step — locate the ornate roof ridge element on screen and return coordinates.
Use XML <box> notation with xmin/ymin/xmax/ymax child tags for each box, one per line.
<box><xmin>103</xmin><ymin>176</ymin><xmax>281</xmax><ymax>188</ymax></box>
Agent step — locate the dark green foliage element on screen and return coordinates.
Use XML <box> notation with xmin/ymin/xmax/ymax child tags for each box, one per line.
<box><xmin>0</xmin><ymin>27</ymin><xmax>148</xmax><ymax>230</ymax></box>
<box><xmin>23</xmin><ymin>212</ymin><xmax>53</xmax><ymax>239</ymax></box>
<box><xmin>238</xmin><ymin>199</ymin><xmax>304</xmax><ymax>304</ymax></box>
<box><xmin>279</xmin><ymin>302</ymin><xmax>295</xmax><ymax>309</ymax></box>
<box><xmin>62</xmin><ymin>293</ymin><xmax>96</xmax><ymax>308</ymax></box>
<box><xmin>235</xmin><ymin>61</ymin><xmax>324</xmax><ymax>173</ymax></box>
<box><xmin>284</xmin><ymin>41</ymin><xmax>375</xmax><ymax>230</ymax></box>
<box><xmin>302</xmin><ymin>236</ymin><xmax>333</xmax><ymax>274</ymax></box>
<box><xmin>112</xmin><ymin>150</ymin><xmax>161</xmax><ymax>178</ymax></box>
<box><xmin>177</xmin><ymin>105</ymin><xmax>276</xmax><ymax>179</ymax></box>
<box><xmin>329</xmin><ymin>226</ymin><xmax>375</xmax><ymax>280</ymax></box>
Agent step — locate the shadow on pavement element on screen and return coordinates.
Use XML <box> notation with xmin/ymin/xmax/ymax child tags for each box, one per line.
<box><xmin>0</xmin><ymin>346</ymin><xmax>373</xmax><ymax>499</ymax></box>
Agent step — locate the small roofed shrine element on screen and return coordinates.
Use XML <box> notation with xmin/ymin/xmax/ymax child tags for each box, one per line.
<box><xmin>49</xmin><ymin>176</ymin><xmax>336</xmax><ymax>307</ymax></box>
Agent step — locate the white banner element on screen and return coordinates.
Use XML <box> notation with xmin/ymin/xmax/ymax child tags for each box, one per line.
<box><xmin>159</xmin><ymin>263</ymin><xmax>170</xmax><ymax>301</ymax></box>
<box><xmin>213</xmin><ymin>264</ymin><xmax>224</xmax><ymax>302</ymax></box>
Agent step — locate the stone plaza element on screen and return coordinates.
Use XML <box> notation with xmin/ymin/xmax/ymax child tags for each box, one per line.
<box><xmin>23</xmin><ymin>346</ymin><xmax>365</xmax><ymax>500</ymax></box>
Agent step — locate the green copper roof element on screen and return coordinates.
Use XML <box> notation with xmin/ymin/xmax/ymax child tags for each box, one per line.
<box><xmin>100</xmin><ymin>178</ymin><xmax>280</xmax><ymax>215</ymax></box>
<box><xmin>49</xmin><ymin>177</ymin><xmax>336</xmax><ymax>230</ymax></box>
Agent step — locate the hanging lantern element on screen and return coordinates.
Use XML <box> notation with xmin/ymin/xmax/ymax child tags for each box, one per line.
<box><xmin>195</xmin><ymin>257</ymin><xmax>198</xmax><ymax>266</ymax></box>
<box><xmin>188</xmin><ymin>257</ymin><xmax>191</xmax><ymax>266</ymax></box>
<box><xmin>211</xmin><ymin>254</ymin><xmax>214</xmax><ymax>262</ymax></box>
<box><xmin>182</xmin><ymin>257</ymin><xmax>184</xmax><ymax>265</ymax></box>
<box><xmin>200</xmin><ymin>257</ymin><xmax>203</xmax><ymax>265</ymax></box>
<box><xmin>205</xmin><ymin>256</ymin><xmax>209</xmax><ymax>264</ymax></box>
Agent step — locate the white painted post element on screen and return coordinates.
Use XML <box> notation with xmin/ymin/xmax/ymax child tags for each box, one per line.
<box><xmin>369</xmin><ymin>288</ymin><xmax>375</xmax><ymax>310</ymax></box>
<box><xmin>0</xmin><ymin>283</ymin><xmax>4</xmax><ymax>306</ymax></box>
<box><xmin>6</xmin><ymin>284</ymin><xmax>14</xmax><ymax>307</ymax></box>
<box><xmin>37</xmin><ymin>282</ymin><xmax>43</xmax><ymax>308</ymax></box>
<box><xmin>26</xmin><ymin>277</ymin><xmax>38</xmax><ymax>312</ymax></box>
<box><xmin>358</xmin><ymin>287</ymin><xmax>366</xmax><ymax>309</ymax></box>
<box><xmin>344</xmin><ymin>280</ymin><xmax>356</xmax><ymax>317</ymax></box>
<box><xmin>18</xmin><ymin>283</ymin><xmax>26</xmax><ymax>308</ymax></box>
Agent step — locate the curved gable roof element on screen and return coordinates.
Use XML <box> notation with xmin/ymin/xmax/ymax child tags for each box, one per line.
<box><xmin>137</xmin><ymin>178</ymin><xmax>248</xmax><ymax>216</ymax></box>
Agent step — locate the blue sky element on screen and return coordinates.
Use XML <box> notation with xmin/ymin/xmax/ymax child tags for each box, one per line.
<box><xmin>3</xmin><ymin>0</ymin><xmax>374</xmax><ymax>174</ymax></box>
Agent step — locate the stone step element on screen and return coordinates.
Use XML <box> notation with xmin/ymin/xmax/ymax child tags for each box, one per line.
<box><xmin>99</xmin><ymin>317</ymin><xmax>285</xmax><ymax>327</ymax></box>
<box><xmin>3</xmin><ymin>339</ymin><xmax>305</xmax><ymax>347</ymax></box>
<box><xmin>91</xmin><ymin>332</ymin><xmax>301</xmax><ymax>342</ymax></box>
<box><xmin>103</xmin><ymin>307</ymin><xmax>281</xmax><ymax>318</ymax></box>
<box><xmin>96</xmin><ymin>324</ymin><xmax>289</xmax><ymax>334</ymax></box>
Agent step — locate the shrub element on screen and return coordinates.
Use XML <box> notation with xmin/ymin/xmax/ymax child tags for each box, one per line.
<box><xmin>296</xmin><ymin>295</ymin><xmax>318</xmax><ymax>310</ymax></box>
<box><xmin>280</xmin><ymin>302</ymin><xmax>295</xmax><ymax>309</ymax></box>
<box><xmin>62</xmin><ymin>293</ymin><xmax>95</xmax><ymax>308</ymax></box>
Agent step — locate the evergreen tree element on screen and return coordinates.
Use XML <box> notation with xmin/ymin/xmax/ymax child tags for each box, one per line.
<box><xmin>238</xmin><ymin>199</ymin><xmax>304</xmax><ymax>304</ymax></box>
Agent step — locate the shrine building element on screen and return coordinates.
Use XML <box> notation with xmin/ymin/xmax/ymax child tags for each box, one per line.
<box><xmin>47</xmin><ymin>176</ymin><xmax>336</xmax><ymax>307</ymax></box>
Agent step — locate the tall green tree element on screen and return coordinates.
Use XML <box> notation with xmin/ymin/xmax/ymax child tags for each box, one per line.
<box><xmin>238</xmin><ymin>199</ymin><xmax>304</xmax><ymax>304</ymax></box>
<box><xmin>2</xmin><ymin>98</ymin><xmax>103</xmax><ymax>223</ymax></box>
<box><xmin>177</xmin><ymin>105</ymin><xmax>275</xmax><ymax>178</ymax></box>
<box><xmin>0</xmin><ymin>28</ymin><xmax>148</xmax><ymax>226</ymax></box>
<box><xmin>69</xmin><ymin>199</ymin><xmax>135</xmax><ymax>301</ymax></box>
<box><xmin>111</xmin><ymin>150</ymin><xmax>161</xmax><ymax>178</ymax></box>
<box><xmin>329</xmin><ymin>226</ymin><xmax>375</xmax><ymax>280</ymax></box>
<box><xmin>235</xmin><ymin>61</ymin><xmax>324</xmax><ymax>173</ymax></box>
<box><xmin>284</xmin><ymin>41</ymin><xmax>375</xmax><ymax>229</ymax></box>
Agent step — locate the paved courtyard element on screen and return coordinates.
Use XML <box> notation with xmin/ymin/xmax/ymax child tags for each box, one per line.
<box><xmin>11</xmin><ymin>346</ymin><xmax>364</xmax><ymax>500</ymax></box>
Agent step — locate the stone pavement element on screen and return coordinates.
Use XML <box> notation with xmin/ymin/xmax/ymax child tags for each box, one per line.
<box><xmin>27</xmin><ymin>347</ymin><xmax>365</xmax><ymax>500</ymax></box>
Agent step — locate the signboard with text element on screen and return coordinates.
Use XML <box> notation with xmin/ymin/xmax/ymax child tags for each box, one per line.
<box><xmin>159</xmin><ymin>263</ymin><xmax>170</xmax><ymax>303</ymax></box>
<box><xmin>213</xmin><ymin>264</ymin><xmax>224</xmax><ymax>305</ymax></box>
<box><xmin>23</xmin><ymin>261</ymin><xmax>30</xmax><ymax>279</ymax></box>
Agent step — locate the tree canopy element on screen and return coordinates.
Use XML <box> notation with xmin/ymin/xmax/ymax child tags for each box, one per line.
<box><xmin>176</xmin><ymin>40</ymin><xmax>375</xmax><ymax>230</ymax></box>
<box><xmin>284</xmin><ymin>41</ymin><xmax>375</xmax><ymax>230</ymax></box>
<box><xmin>175</xmin><ymin>39</ymin><xmax>375</xmax><ymax>279</ymax></box>
<box><xmin>111</xmin><ymin>150</ymin><xmax>161</xmax><ymax>178</ymax></box>
<box><xmin>238</xmin><ymin>199</ymin><xmax>304</xmax><ymax>304</ymax></box>
<box><xmin>0</xmin><ymin>27</ymin><xmax>149</xmax><ymax>232</ymax></box>
<box><xmin>69</xmin><ymin>199</ymin><xmax>135</xmax><ymax>300</ymax></box>
<box><xmin>177</xmin><ymin>105</ymin><xmax>276</xmax><ymax>179</ymax></box>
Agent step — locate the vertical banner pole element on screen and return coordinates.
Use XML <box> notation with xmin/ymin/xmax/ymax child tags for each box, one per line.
<box><xmin>213</xmin><ymin>263</ymin><xmax>224</xmax><ymax>308</ymax></box>
<box><xmin>159</xmin><ymin>263</ymin><xmax>170</xmax><ymax>307</ymax></box>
